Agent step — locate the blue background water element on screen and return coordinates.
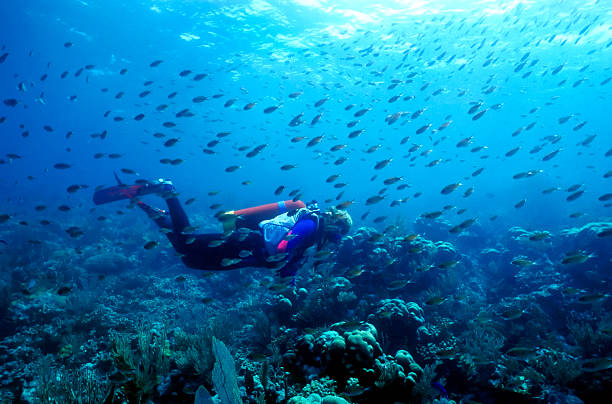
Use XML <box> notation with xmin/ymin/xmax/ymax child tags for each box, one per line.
<box><xmin>1</xmin><ymin>0</ymin><xmax>610</xmax><ymax>235</ymax></box>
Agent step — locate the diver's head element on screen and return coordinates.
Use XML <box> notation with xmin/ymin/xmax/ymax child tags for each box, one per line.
<box><xmin>321</xmin><ymin>207</ymin><xmax>353</xmax><ymax>242</ymax></box>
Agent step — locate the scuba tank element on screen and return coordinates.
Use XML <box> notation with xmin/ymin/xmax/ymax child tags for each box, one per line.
<box><xmin>219</xmin><ymin>200</ymin><xmax>306</xmax><ymax>233</ymax></box>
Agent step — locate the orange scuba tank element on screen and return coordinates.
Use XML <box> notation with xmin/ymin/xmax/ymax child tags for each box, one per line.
<box><xmin>220</xmin><ymin>200</ymin><xmax>306</xmax><ymax>233</ymax></box>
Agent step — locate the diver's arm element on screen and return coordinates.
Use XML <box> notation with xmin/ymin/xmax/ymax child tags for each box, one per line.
<box><xmin>276</xmin><ymin>217</ymin><xmax>317</xmax><ymax>278</ymax></box>
<box><xmin>277</xmin><ymin>217</ymin><xmax>317</xmax><ymax>253</ymax></box>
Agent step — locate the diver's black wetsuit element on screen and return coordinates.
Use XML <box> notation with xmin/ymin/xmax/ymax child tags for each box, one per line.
<box><xmin>139</xmin><ymin>197</ymin><xmax>268</xmax><ymax>270</ymax></box>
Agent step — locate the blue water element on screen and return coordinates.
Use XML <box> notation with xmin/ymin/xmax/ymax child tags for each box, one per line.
<box><xmin>1</xmin><ymin>0</ymin><xmax>610</xmax><ymax>232</ymax></box>
<box><xmin>1</xmin><ymin>0</ymin><xmax>611</xmax><ymax>402</ymax></box>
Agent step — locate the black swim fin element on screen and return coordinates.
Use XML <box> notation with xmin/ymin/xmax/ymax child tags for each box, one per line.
<box><xmin>93</xmin><ymin>173</ymin><xmax>159</xmax><ymax>205</ymax></box>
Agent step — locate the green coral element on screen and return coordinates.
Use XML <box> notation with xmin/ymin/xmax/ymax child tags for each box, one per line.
<box><xmin>301</xmin><ymin>377</ymin><xmax>337</xmax><ymax>397</ymax></box>
<box><xmin>173</xmin><ymin>326</ymin><xmax>214</xmax><ymax>378</ymax></box>
<box><xmin>34</xmin><ymin>355</ymin><xmax>111</xmax><ymax>404</ymax></box>
<box><xmin>412</xmin><ymin>361</ymin><xmax>442</xmax><ymax>402</ymax></box>
<box><xmin>536</xmin><ymin>348</ymin><xmax>581</xmax><ymax>386</ymax></box>
<box><xmin>110</xmin><ymin>324</ymin><xmax>170</xmax><ymax>402</ymax></box>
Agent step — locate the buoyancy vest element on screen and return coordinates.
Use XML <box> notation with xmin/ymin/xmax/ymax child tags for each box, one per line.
<box><xmin>259</xmin><ymin>208</ymin><xmax>319</xmax><ymax>255</ymax></box>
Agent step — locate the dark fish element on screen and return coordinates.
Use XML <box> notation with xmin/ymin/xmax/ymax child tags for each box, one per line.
<box><xmin>472</xmin><ymin>109</ymin><xmax>488</xmax><ymax>120</ymax></box>
<box><xmin>144</xmin><ymin>241</ymin><xmax>158</xmax><ymax>249</ymax></box>
<box><xmin>438</xmin><ymin>120</ymin><xmax>452</xmax><ymax>130</ymax></box>
<box><xmin>192</xmin><ymin>96</ymin><xmax>207</xmax><ymax>103</ymax></box>
<box><xmin>354</xmin><ymin>108</ymin><xmax>370</xmax><ymax>117</ymax></box>
<box><xmin>243</xmin><ymin>102</ymin><xmax>256</xmax><ymax>110</ymax></box>
<box><xmin>246</xmin><ymin>144</ymin><xmax>266</xmax><ymax>158</ymax></box>
<box><xmin>374</xmin><ymin>159</ymin><xmax>392</xmax><ymax>170</ymax></box>
<box><xmin>551</xmin><ymin>63</ymin><xmax>564</xmax><ymax>75</ymax></box>
<box><xmin>3</xmin><ymin>99</ymin><xmax>18</xmax><ymax>107</ymax></box>
<box><xmin>57</xmin><ymin>286</ymin><xmax>72</xmax><ymax>296</ymax></box>
<box><xmin>193</xmin><ymin>73</ymin><xmax>207</xmax><ymax>81</ymax></box>
<box><xmin>65</xmin><ymin>226</ymin><xmax>84</xmax><ymax>238</ymax></box>
<box><xmin>314</xmin><ymin>97</ymin><xmax>328</xmax><ymax>107</ymax></box>
<box><xmin>179</xmin><ymin>70</ymin><xmax>191</xmax><ymax>77</ymax></box>
<box><xmin>542</xmin><ymin>149</ymin><xmax>561</xmax><ymax>161</ymax></box>
<box><xmin>164</xmin><ymin>138</ymin><xmax>179</xmax><ymax>147</ymax></box>
<box><xmin>264</xmin><ymin>105</ymin><xmax>280</xmax><ymax>114</ymax></box>
<box><xmin>468</xmin><ymin>103</ymin><xmax>483</xmax><ymax>114</ymax></box>
<box><xmin>416</xmin><ymin>124</ymin><xmax>432</xmax><ymax>134</ymax></box>
<box><xmin>66</xmin><ymin>184</ymin><xmax>80</xmax><ymax>193</ymax></box>
<box><xmin>411</xmin><ymin>108</ymin><xmax>425</xmax><ymax>119</ymax></box>
<box><xmin>567</xmin><ymin>190</ymin><xmax>584</xmax><ymax>201</ymax></box>
<box><xmin>441</xmin><ymin>183</ymin><xmax>461</xmax><ymax>195</ymax></box>
<box><xmin>307</xmin><ymin>135</ymin><xmax>324</xmax><ymax>147</ymax></box>
<box><xmin>349</xmin><ymin>129</ymin><xmax>364</xmax><ymax>139</ymax></box>
<box><xmin>289</xmin><ymin>92</ymin><xmax>302</xmax><ymax>98</ymax></box>
<box><xmin>422</xmin><ymin>211</ymin><xmax>443</xmax><ymax>219</ymax></box>
<box><xmin>311</xmin><ymin>113</ymin><xmax>323</xmax><ymax>125</ymax></box>
<box><xmin>289</xmin><ymin>113</ymin><xmax>304</xmax><ymax>127</ymax></box>
<box><xmin>224</xmin><ymin>99</ymin><xmax>236</xmax><ymax>107</ymax></box>
<box><xmin>512</xmin><ymin>127</ymin><xmax>524</xmax><ymax>137</ymax></box>
<box><xmin>456</xmin><ymin>137</ymin><xmax>473</xmax><ymax>147</ymax></box>
<box><xmin>515</xmin><ymin>199</ymin><xmax>526</xmax><ymax>209</ymax></box>
<box><xmin>471</xmin><ymin>168</ymin><xmax>484</xmax><ymax>177</ymax></box>
<box><xmin>0</xmin><ymin>53</ymin><xmax>8</xmax><ymax>64</ymax></box>
<box><xmin>505</xmin><ymin>147</ymin><xmax>520</xmax><ymax>157</ymax></box>
<box><xmin>54</xmin><ymin>163</ymin><xmax>71</xmax><ymax>169</ymax></box>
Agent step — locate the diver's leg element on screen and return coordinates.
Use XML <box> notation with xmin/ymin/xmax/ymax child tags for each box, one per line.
<box><xmin>137</xmin><ymin>201</ymin><xmax>173</xmax><ymax>229</ymax></box>
<box><xmin>170</xmin><ymin>231</ymin><xmax>266</xmax><ymax>270</ymax></box>
<box><xmin>164</xmin><ymin>197</ymin><xmax>190</xmax><ymax>233</ymax></box>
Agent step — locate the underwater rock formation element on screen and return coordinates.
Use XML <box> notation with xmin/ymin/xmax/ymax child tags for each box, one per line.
<box><xmin>282</xmin><ymin>321</ymin><xmax>422</xmax><ymax>400</ymax></box>
<box><xmin>83</xmin><ymin>252</ymin><xmax>134</xmax><ymax>275</ymax></box>
<box><xmin>368</xmin><ymin>299</ymin><xmax>425</xmax><ymax>351</ymax></box>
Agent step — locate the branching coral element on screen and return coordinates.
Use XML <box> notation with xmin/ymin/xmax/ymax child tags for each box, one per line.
<box><xmin>412</xmin><ymin>360</ymin><xmax>442</xmax><ymax>402</ymax></box>
<box><xmin>34</xmin><ymin>355</ymin><xmax>111</xmax><ymax>404</ymax></box>
<box><xmin>567</xmin><ymin>321</ymin><xmax>609</xmax><ymax>357</ymax></box>
<box><xmin>535</xmin><ymin>349</ymin><xmax>581</xmax><ymax>387</ymax></box>
<box><xmin>457</xmin><ymin>325</ymin><xmax>504</xmax><ymax>379</ymax></box>
<box><xmin>173</xmin><ymin>326</ymin><xmax>215</xmax><ymax>378</ymax></box>
<box><xmin>110</xmin><ymin>324</ymin><xmax>170</xmax><ymax>402</ymax></box>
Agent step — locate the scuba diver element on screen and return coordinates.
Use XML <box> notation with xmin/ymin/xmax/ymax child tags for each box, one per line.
<box><xmin>93</xmin><ymin>177</ymin><xmax>353</xmax><ymax>278</ymax></box>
